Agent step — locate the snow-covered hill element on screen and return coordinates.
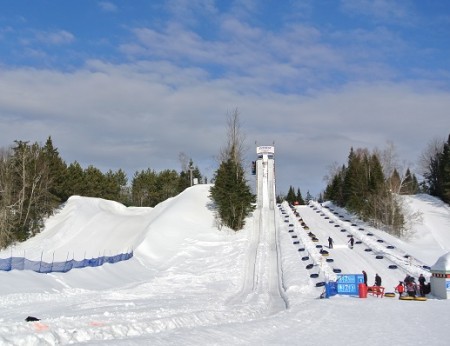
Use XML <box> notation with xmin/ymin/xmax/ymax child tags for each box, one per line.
<box><xmin>0</xmin><ymin>185</ymin><xmax>449</xmax><ymax>345</ymax></box>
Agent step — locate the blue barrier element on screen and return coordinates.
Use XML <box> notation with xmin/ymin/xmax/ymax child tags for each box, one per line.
<box><xmin>0</xmin><ymin>251</ymin><xmax>133</xmax><ymax>273</ymax></box>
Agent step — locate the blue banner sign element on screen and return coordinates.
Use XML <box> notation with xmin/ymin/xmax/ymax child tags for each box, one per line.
<box><xmin>446</xmin><ymin>280</ymin><xmax>450</xmax><ymax>291</ymax></box>
<box><xmin>336</xmin><ymin>274</ymin><xmax>364</xmax><ymax>295</ymax></box>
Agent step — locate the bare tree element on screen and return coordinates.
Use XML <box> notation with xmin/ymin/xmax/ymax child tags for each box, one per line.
<box><xmin>0</xmin><ymin>147</ymin><xmax>14</xmax><ymax>248</ymax></box>
<box><xmin>323</xmin><ymin>161</ymin><xmax>343</xmax><ymax>185</ymax></box>
<box><xmin>418</xmin><ymin>137</ymin><xmax>444</xmax><ymax>177</ymax></box>
<box><xmin>178</xmin><ymin>152</ymin><xmax>189</xmax><ymax>172</ymax></box>
<box><xmin>218</xmin><ymin>108</ymin><xmax>246</xmax><ymax>164</ymax></box>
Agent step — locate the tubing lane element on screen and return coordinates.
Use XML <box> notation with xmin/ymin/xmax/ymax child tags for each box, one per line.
<box><xmin>227</xmin><ymin>157</ymin><xmax>287</xmax><ymax>313</ymax></box>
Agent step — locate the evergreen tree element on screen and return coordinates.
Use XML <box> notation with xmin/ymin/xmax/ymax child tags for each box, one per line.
<box><xmin>305</xmin><ymin>191</ymin><xmax>313</xmax><ymax>203</ymax></box>
<box><xmin>423</xmin><ymin>134</ymin><xmax>450</xmax><ymax>203</ymax></box>
<box><xmin>296</xmin><ymin>188</ymin><xmax>305</xmax><ymax>205</ymax></box>
<box><xmin>210</xmin><ymin>110</ymin><xmax>255</xmax><ymax>231</ymax></box>
<box><xmin>157</xmin><ymin>169</ymin><xmax>180</xmax><ymax>201</ymax></box>
<box><xmin>286</xmin><ymin>186</ymin><xmax>296</xmax><ymax>204</ymax></box>
<box><xmin>42</xmin><ymin>136</ymin><xmax>67</xmax><ymax>202</ymax></box>
<box><xmin>131</xmin><ymin>169</ymin><xmax>158</xmax><ymax>207</ymax></box>
<box><xmin>441</xmin><ymin>135</ymin><xmax>450</xmax><ymax>203</ymax></box>
<box><xmin>401</xmin><ymin>168</ymin><xmax>419</xmax><ymax>195</ymax></box>
<box><xmin>62</xmin><ymin>161</ymin><xmax>84</xmax><ymax>200</ymax></box>
<box><xmin>210</xmin><ymin>157</ymin><xmax>255</xmax><ymax>230</ymax></box>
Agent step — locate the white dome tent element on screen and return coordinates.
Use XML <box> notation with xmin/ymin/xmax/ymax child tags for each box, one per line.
<box><xmin>430</xmin><ymin>251</ymin><xmax>450</xmax><ymax>299</ymax></box>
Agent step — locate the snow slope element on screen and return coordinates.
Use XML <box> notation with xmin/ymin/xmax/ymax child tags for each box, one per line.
<box><xmin>0</xmin><ymin>162</ymin><xmax>450</xmax><ymax>344</ymax></box>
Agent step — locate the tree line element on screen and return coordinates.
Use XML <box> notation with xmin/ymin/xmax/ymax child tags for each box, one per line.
<box><xmin>0</xmin><ymin>137</ymin><xmax>202</xmax><ymax>248</ymax></box>
<box><xmin>277</xmin><ymin>186</ymin><xmax>310</xmax><ymax>205</ymax></box>
<box><xmin>421</xmin><ymin>134</ymin><xmax>450</xmax><ymax>204</ymax></box>
<box><xmin>321</xmin><ymin>136</ymin><xmax>450</xmax><ymax>236</ymax></box>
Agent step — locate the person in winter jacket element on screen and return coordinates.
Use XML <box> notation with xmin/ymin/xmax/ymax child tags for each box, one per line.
<box><xmin>374</xmin><ymin>273</ymin><xmax>382</xmax><ymax>286</ymax></box>
<box><xmin>395</xmin><ymin>281</ymin><xmax>404</xmax><ymax>299</ymax></box>
<box><xmin>404</xmin><ymin>274</ymin><xmax>411</xmax><ymax>286</ymax></box>
<box><xmin>406</xmin><ymin>281</ymin><xmax>416</xmax><ymax>297</ymax></box>
<box><xmin>348</xmin><ymin>236</ymin><xmax>354</xmax><ymax>248</ymax></box>
<box><xmin>362</xmin><ymin>270</ymin><xmax>368</xmax><ymax>286</ymax></box>
<box><xmin>418</xmin><ymin>274</ymin><xmax>426</xmax><ymax>297</ymax></box>
<box><xmin>328</xmin><ymin>236</ymin><xmax>334</xmax><ymax>249</ymax></box>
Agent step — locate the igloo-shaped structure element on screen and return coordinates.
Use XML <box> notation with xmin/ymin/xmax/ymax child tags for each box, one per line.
<box><xmin>430</xmin><ymin>252</ymin><xmax>450</xmax><ymax>299</ymax></box>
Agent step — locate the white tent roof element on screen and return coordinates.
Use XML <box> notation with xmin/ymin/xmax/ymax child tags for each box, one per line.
<box><xmin>431</xmin><ymin>251</ymin><xmax>450</xmax><ymax>273</ymax></box>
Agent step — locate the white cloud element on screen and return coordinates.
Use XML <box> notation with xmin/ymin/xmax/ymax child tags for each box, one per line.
<box><xmin>340</xmin><ymin>0</ymin><xmax>415</xmax><ymax>24</ymax></box>
<box><xmin>0</xmin><ymin>61</ymin><xmax>449</xmax><ymax>195</ymax></box>
<box><xmin>98</xmin><ymin>1</ymin><xmax>118</xmax><ymax>13</ymax></box>
<box><xmin>34</xmin><ymin>29</ymin><xmax>75</xmax><ymax>45</ymax></box>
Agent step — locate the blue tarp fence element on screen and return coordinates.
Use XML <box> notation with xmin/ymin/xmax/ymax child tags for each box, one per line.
<box><xmin>0</xmin><ymin>251</ymin><xmax>133</xmax><ymax>273</ymax></box>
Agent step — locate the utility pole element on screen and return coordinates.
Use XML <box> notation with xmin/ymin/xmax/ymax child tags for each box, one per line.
<box><xmin>189</xmin><ymin>163</ymin><xmax>194</xmax><ymax>186</ymax></box>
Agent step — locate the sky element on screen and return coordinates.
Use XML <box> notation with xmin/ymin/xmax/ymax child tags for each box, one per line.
<box><xmin>0</xmin><ymin>0</ymin><xmax>450</xmax><ymax>196</ymax></box>
<box><xmin>0</xmin><ymin>179</ymin><xmax>449</xmax><ymax>344</ymax></box>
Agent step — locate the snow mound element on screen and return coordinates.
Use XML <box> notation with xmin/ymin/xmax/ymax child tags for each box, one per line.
<box><xmin>0</xmin><ymin>185</ymin><xmax>220</xmax><ymax>265</ymax></box>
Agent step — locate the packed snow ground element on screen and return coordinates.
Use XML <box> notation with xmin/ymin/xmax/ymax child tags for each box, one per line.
<box><xmin>0</xmin><ymin>182</ymin><xmax>450</xmax><ymax>345</ymax></box>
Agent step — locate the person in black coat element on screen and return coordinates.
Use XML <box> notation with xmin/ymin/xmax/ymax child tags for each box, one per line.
<box><xmin>328</xmin><ymin>236</ymin><xmax>333</xmax><ymax>249</ymax></box>
<box><xmin>348</xmin><ymin>236</ymin><xmax>354</xmax><ymax>248</ymax></box>
<box><xmin>362</xmin><ymin>270</ymin><xmax>368</xmax><ymax>286</ymax></box>
<box><xmin>374</xmin><ymin>273</ymin><xmax>382</xmax><ymax>286</ymax></box>
<box><xmin>418</xmin><ymin>274</ymin><xmax>426</xmax><ymax>297</ymax></box>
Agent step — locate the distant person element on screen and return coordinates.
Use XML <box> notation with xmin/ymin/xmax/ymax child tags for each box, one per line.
<box><xmin>404</xmin><ymin>274</ymin><xmax>411</xmax><ymax>286</ymax></box>
<box><xmin>348</xmin><ymin>236</ymin><xmax>354</xmax><ymax>249</ymax></box>
<box><xmin>418</xmin><ymin>274</ymin><xmax>426</xmax><ymax>297</ymax></box>
<box><xmin>406</xmin><ymin>281</ymin><xmax>416</xmax><ymax>297</ymax></box>
<box><xmin>362</xmin><ymin>270</ymin><xmax>368</xmax><ymax>286</ymax></box>
<box><xmin>395</xmin><ymin>281</ymin><xmax>404</xmax><ymax>299</ymax></box>
<box><xmin>374</xmin><ymin>273</ymin><xmax>382</xmax><ymax>287</ymax></box>
<box><xmin>328</xmin><ymin>236</ymin><xmax>334</xmax><ymax>249</ymax></box>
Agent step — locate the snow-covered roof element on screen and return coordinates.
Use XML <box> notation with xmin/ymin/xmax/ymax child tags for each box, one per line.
<box><xmin>431</xmin><ymin>251</ymin><xmax>450</xmax><ymax>273</ymax></box>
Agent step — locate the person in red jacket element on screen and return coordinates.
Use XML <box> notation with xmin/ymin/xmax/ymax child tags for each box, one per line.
<box><xmin>395</xmin><ymin>281</ymin><xmax>404</xmax><ymax>299</ymax></box>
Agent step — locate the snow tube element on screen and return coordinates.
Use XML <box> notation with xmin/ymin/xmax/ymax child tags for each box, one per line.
<box><xmin>310</xmin><ymin>273</ymin><xmax>319</xmax><ymax>278</ymax></box>
<box><xmin>321</xmin><ymin>251</ymin><xmax>329</xmax><ymax>257</ymax></box>
<box><xmin>333</xmin><ymin>268</ymin><xmax>341</xmax><ymax>273</ymax></box>
<box><xmin>375</xmin><ymin>255</ymin><xmax>384</xmax><ymax>259</ymax></box>
<box><xmin>388</xmin><ymin>265</ymin><xmax>398</xmax><ymax>269</ymax></box>
<box><xmin>306</xmin><ymin>264</ymin><xmax>314</xmax><ymax>269</ymax></box>
<box><xmin>298</xmin><ymin>248</ymin><xmax>305</xmax><ymax>252</ymax></box>
<box><xmin>414</xmin><ymin>296</ymin><xmax>427</xmax><ymax>301</ymax></box>
<box><xmin>367</xmin><ymin>233</ymin><xmax>374</xmax><ymax>236</ymax></box>
<box><xmin>377</xmin><ymin>239</ymin><xmax>384</xmax><ymax>243</ymax></box>
<box><xmin>386</xmin><ymin>245</ymin><xmax>395</xmax><ymax>249</ymax></box>
<box><xmin>293</xmin><ymin>241</ymin><xmax>299</xmax><ymax>245</ymax></box>
<box><xmin>340</xmin><ymin>229</ymin><xmax>346</xmax><ymax>232</ymax></box>
<box><xmin>315</xmin><ymin>282</ymin><xmax>326</xmax><ymax>287</ymax></box>
<box><xmin>400</xmin><ymin>296</ymin><xmax>414</xmax><ymax>301</ymax></box>
<box><xmin>302</xmin><ymin>256</ymin><xmax>310</xmax><ymax>261</ymax></box>
<box><xmin>288</xmin><ymin>229</ymin><xmax>294</xmax><ymax>233</ymax></box>
<box><xmin>312</xmin><ymin>238</ymin><xmax>319</xmax><ymax>242</ymax></box>
<box><xmin>291</xmin><ymin>235</ymin><xmax>298</xmax><ymax>238</ymax></box>
<box><xmin>423</xmin><ymin>265</ymin><xmax>431</xmax><ymax>270</ymax></box>
<box><xmin>364</xmin><ymin>248</ymin><xmax>372</xmax><ymax>252</ymax></box>
<box><xmin>355</xmin><ymin>241</ymin><xmax>362</xmax><ymax>244</ymax></box>
<box><xmin>316</xmin><ymin>245</ymin><xmax>323</xmax><ymax>248</ymax></box>
<box><xmin>326</xmin><ymin>258</ymin><xmax>334</xmax><ymax>263</ymax></box>
<box><xmin>384</xmin><ymin>292</ymin><xmax>396</xmax><ymax>298</ymax></box>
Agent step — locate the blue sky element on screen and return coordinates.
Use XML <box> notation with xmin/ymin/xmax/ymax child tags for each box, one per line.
<box><xmin>1</xmin><ymin>0</ymin><xmax>449</xmax><ymax>196</ymax></box>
